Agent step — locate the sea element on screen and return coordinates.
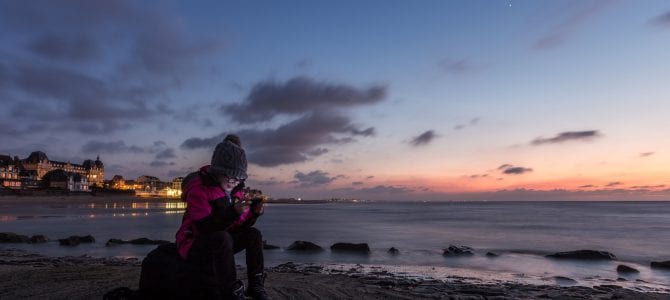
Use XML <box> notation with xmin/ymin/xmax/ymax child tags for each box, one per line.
<box><xmin>2</xmin><ymin>199</ymin><xmax>669</xmax><ymax>292</ymax></box>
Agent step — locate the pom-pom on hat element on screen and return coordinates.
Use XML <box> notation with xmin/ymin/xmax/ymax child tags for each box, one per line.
<box><xmin>210</xmin><ymin>134</ymin><xmax>248</xmax><ymax>180</ymax></box>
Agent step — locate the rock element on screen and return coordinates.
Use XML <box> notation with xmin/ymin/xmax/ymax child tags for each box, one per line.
<box><xmin>616</xmin><ymin>265</ymin><xmax>639</xmax><ymax>273</ymax></box>
<box><xmin>650</xmin><ymin>261</ymin><xmax>670</xmax><ymax>269</ymax></box>
<box><xmin>106</xmin><ymin>239</ymin><xmax>125</xmax><ymax>246</ymax></box>
<box><xmin>105</xmin><ymin>238</ymin><xmax>170</xmax><ymax>246</ymax></box>
<box><xmin>59</xmin><ymin>235</ymin><xmax>95</xmax><ymax>246</ymax></box>
<box><xmin>486</xmin><ymin>252</ymin><xmax>499</xmax><ymax>257</ymax></box>
<box><xmin>129</xmin><ymin>238</ymin><xmax>169</xmax><ymax>245</ymax></box>
<box><xmin>0</xmin><ymin>232</ymin><xmax>30</xmax><ymax>243</ymax></box>
<box><xmin>442</xmin><ymin>245</ymin><xmax>474</xmax><ymax>256</ymax></box>
<box><xmin>387</xmin><ymin>247</ymin><xmax>400</xmax><ymax>255</ymax></box>
<box><xmin>554</xmin><ymin>276</ymin><xmax>577</xmax><ymax>285</ymax></box>
<box><xmin>263</xmin><ymin>240</ymin><xmax>280</xmax><ymax>250</ymax></box>
<box><xmin>286</xmin><ymin>241</ymin><xmax>324</xmax><ymax>251</ymax></box>
<box><xmin>546</xmin><ymin>250</ymin><xmax>616</xmax><ymax>260</ymax></box>
<box><xmin>330</xmin><ymin>243</ymin><xmax>370</xmax><ymax>254</ymax></box>
<box><xmin>28</xmin><ymin>235</ymin><xmax>48</xmax><ymax>243</ymax></box>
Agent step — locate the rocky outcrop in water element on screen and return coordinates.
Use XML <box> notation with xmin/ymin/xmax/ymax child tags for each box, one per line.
<box><xmin>546</xmin><ymin>250</ymin><xmax>616</xmax><ymax>260</ymax></box>
<box><xmin>0</xmin><ymin>232</ymin><xmax>48</xmax><ymax>244</ymax></box>
<box><xmin>387</xmin><ymin>247</ymin><xmax>400</xmax><ymax>255</ymax></box>
<box><xmin>650</xmin><ymin>261</ymin><xmax>670</xmax><ymax>269</ymax></box>
<box><xmin>105</xmin><ymin>238</ymin><xmax>169</xmax><ymax>246</ymax></box>
<box><xmin>58</xmin><ymin>235</ymin><xmax>95</xmax><ymax>246</ymax></box>
<box><xmin>330</xmin><ymin>243</ymin><xmax>370</xmax><ymax>254</ymax></box>
<box><xmin>286</xmin><ymin>241</ymin><xmax>323</xmax><ymax>251</ymax></box>
<box><xmin>616</xmin><ymin>265</ymin><xmax>639</xmax><ymax>273</ymax></box>
<box><xmin>263</xmin><ymin>240</ymin><xmax>280</xmax><ymax>250</ymax></box>
<box><xmin>442</xmin><ymin>245</ymin><xmax>474</xmax><ymax>256</ymax></box>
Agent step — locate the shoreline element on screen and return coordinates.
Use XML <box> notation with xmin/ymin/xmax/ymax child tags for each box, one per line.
<box><xmin>1</xmin><ymin>248</ymin><xmax>668</xmax><ymax>299</ymax></box>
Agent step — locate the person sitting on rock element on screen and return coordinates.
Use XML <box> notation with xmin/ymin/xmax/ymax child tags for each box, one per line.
<box><xmin>175</xmin><ymin>134</ymin><xmax>269</xmax><ymax>299</ymax></box>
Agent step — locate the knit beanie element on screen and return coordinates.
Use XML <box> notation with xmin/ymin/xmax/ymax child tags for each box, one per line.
<box><xmin>209</xmin><ymin>134</ymin><xmax>248</xmax><ymax>179</ymax></box>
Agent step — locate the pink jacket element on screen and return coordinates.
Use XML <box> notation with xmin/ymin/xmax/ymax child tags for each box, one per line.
<box><xmin>175</xmin><ymin>166</ymin><xmax>254</xmax><ymax>259</ymax></box>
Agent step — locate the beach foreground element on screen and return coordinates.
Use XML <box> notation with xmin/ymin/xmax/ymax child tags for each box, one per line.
<box><xmin>1</xmin><ymin>249</ymin><xmax>668</xmax><ymax>299</ymax></box>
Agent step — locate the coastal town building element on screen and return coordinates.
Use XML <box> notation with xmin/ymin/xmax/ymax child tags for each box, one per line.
<box><xmin>20</xmin><ymin>151</ymin><xmax>105</xmax><ymax>186</ymax></box>
<box><xmin>0</xmin><ymin>155</ymin><xmax>22</xmax><ymax>189</ymax></box>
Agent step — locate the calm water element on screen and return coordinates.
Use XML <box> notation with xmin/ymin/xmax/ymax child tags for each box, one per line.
<box><xmin>2</xmin><ymin>200</ymin><xmax>669</xmax><ymax>289</ymax></box>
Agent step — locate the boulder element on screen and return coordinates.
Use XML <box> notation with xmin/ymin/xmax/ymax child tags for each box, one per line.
<box><xmin>59</xmin><ymin>235</ymin><xmax>95</xmax><ymax>246</ymax></box>
<box><xmin>546</xmin><ymin>250</ymin><xmax>616</xmax><ymax>260</ymax></box>
<box><xmin>105</xmin><ymin>238</ymin><xmax>170</xmax><ymax>246</ymax></box>
<box><xmin>442</xmin><ymin>245</ymin><xmax>474</xmax><ymax>256</ymax></box>
<box><xmin>0</xmin><ymin>232</ymin><xmax>30</xmax><ymax>243</ymax></box>
<box><xmin>616</xmin><ymin>265</ymin><xmax>639</xmax><ymax>273</ymax></box>
<box><xmin>29</xmin><ymin>235</ymin><xmax>48</xmax><ymax>243</ymax></box>
<box><xmin>330</xmin><ymin>243</ymin><xmax>370</xmax><ymax>254</ymax></box>
<box><xmin>486</xmin><ymin>252</ymin><xmax>499</xmax><ymax>257</ymax></box>
<box><xmin>263</xmin><ymin>240</ymin><xmax>280</xmax><ymax>250</ymax></box>
<box><xmin>387</xmin><ymin>247</ymin><xmax>400</xmax><ymax>255</ymax></box>
<box><xmin>286</xmin><ymin>241</ymin><xmax>323</xmax><ymax>251</ymax></box>
<box><xmin>650</xmin><ymin>261</ymin><xmax>670</xmax><ymax>269</ymax></box>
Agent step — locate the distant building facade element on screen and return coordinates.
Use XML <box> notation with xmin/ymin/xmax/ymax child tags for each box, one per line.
<box><xmin>21</xmin><ymin>151</ymin><xmax>104</xmax><ymax>186</ymax></box>
<box><xmin>0</xmin><ymin>155</ymin><xmax>22</xmax><ymax>189</ymax></box>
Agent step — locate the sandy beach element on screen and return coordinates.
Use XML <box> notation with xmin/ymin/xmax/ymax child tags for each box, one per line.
<box><xmin>1</xmin><ymin>248</ymin><xmax>669</xmax><ymax>300</ymax></box>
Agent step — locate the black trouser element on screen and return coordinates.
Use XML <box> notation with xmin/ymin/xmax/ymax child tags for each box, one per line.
<box><xmin>187</xmin><ymin>227</ymin><xmax>264</xmax><ymax>297</ymax></box>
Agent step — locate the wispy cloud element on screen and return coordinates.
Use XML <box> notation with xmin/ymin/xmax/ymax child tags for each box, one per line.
<box><xmin>410</xmin><ymin>130</ymin><xmax>438</xmax><ymax>146</ymax></box>
<box><xmin>438</xmin><ymin>58</ymin><xmax>483</xmax><ymax>75</ymax></box>
<box><xmin>640</xmin><ymin>152</ymin><xmax>655</xmax><ymax>157</ymax></box>
<box><xmin>454</xmin><ymin>117</ymin><xmax>481</xmax><ymax>130</ymax></box>
<box><xmin>532</xmin><ymin>0</ymin><xmax>613</xmax><ymax>51</ymax></box>
<box><xmin>531</xmin><ymin>130</ymin><xmax>600</xmax><ymax>145</ymax></box>
<box><xmin>498</xmin><ymin>164</ymin><xmax>533</xmax><ymax>175</ymax></box>
<box><xmin>651</xmin><ymin>10</ymin><xmax>670</xmax><ymax>28</ymax></box>
<box><xmin>606</xmin><ymin>181</ymin><xmax>623</xmax><ymax>187</ymax></box>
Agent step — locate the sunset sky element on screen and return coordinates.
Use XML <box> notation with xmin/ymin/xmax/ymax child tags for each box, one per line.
<box><xmin>1</xmin><ymin>0</ymin><xmax>670</xmax><ymax>200</ymax></box>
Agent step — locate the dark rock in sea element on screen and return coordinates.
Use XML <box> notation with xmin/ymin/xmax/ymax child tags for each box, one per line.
<box><xmin>105</xmin><ymin>238</ymin><xmax>169</xmax><ymax>246</ymax></box>
<box><xmin>330</xmin><ymin>243</ymin><xmax>370</xmax><ymax>254</ymax></box>
<box><xmin>129</xmin><ymin>238</ymin><xmax>169</xmax><ymax>245</ymax></box>
<box><xmin>442</xmin><ymin>245</ymin><xmax>474</xmax><ymax>256</ymax></box>
<box><xmin>554</xmin><ymin>276</ymin><xmax>578</xmax><ymax>285</ymax></box>
<box><xmin>387</xmin><ymin>247</ymin><xmax>400</xmax><ymax>255</ymax></box>
<box><xmin>106</xmin><ymin>239</ymin><xmax>125</xmax><ymax>246</ymax></box>
<box><xmin>616</xmin><ymin>265</ymin><xmax>639</xmax><ymax>273</ymax></box>
<box><xmin>59</xmin><ymin>235</ymin><xmax>95</xmax><ymax>246</ymax></box>
<box><xmin>486</xmin><ymin>252</ymin><xmax>499</xmax><ymax>257</ymax></box>
<box><xmin>286</xmin><ymin>241</ymin><xmax>324</xmax><ymax>251</ymax></box>
<box><xmin>650</xmin><ymin>261</ymin><xmax>670</xmax><ymax>269</ymax></box>
<box><xmin>0</xmin><ymin>232</ymin><xmax>30</xmax><ymax>243</ymax></box>
<box><xmin>546</xmin><ymin>250</ymin><xmax>616</xmax><ymax>260</ymax></box>
<box><xmin>29</xmin><ymin>235</ymin><xmax>48</xmax><ymax>244</ymax></box>
<box><xmin>263</xmin><ymin>240</ymin><xmax>280</xmax><ymax>250</ymax></box>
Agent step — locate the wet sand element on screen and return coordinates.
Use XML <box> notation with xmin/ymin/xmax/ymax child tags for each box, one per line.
<box><xmin>1</xmin><ymin>248</ymin><xmax>668</xmax><ymax>299</ymax></box>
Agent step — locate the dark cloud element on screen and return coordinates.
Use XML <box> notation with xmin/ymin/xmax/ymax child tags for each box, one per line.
<box><xmin>352</xmin><ymin>181</ymin><xmax>364</xmax><ymax>186</ymax></box>
<box><xmin>155</xmin><ymin>148</ymin><xmax>177</xmax><ymax>160</ymax></box>
<box><xmin>652</xmin><ymin>10</ymin><xmax>670</xmax><ymax>27</ymax></box>
<box><xmin>531</xmin><ymin>130</ymin><xmax>600</xmax><ymax>145</ymax></box>
<box><xmin>532</xmin><ymin>1</ymin><xmax>611</xmax><ymax>51</ymax></box>
<box><xmin>182</xmin><ymin>112</ymin><xmax>376</xmax><ymax>167</ymax></box>
<box><xmin>294</xmin><ymin>170</ymin><xmax>337</xmax><ymax>187</ymax></box>
<box><xmin>468</xmin><ymin>174</ymin><xmax>489</xmax><ymax>179</ymax></box>
<box><xmin>150</xmin><ymin>160</ymin><xmax>176</xmax><ymax>167</ymax></box>
<box><xmin>221</xmin><ymin>76</ymin><xmax>387</xmax><ymax>124</ymax></box>
<box><xmin>498</xmin><ymin>164</ymin><xmax>533</xmax><ymax>175</ymax></box>
<box><xmin>81</xmin><ymin>140</ymin><xmax>144</xmax><ymax>154</ymax></box>
<box><xmin>0</xmin><ymin>1</ymin><xmax>223</xmax><ymax>135</ymax></box>
<box><xmin>640</xmin><ymin>152</ymin><xmax>655</xmax><ymax>157</ymax></box>
<box><xmin>27</xmin><ymin>33</ymin><xmax>99</xmax><ymax>62</ymax></box>
<box><xmin>410</xmin><ymin>130</ymin><xmax>437</xmax><ymax>146</ymax></box>
<box><xmin>606</xmin><ymin>181</ymin><xmax>623</xmax><ymax>187</ymax></box>
<box><xmin>579</xmin><ymin>184</ymin><xmax>595</xmax><ymax>188</ymax></box>
<box><xmin>630</xmin><ymin>185</ymin><xmax>666</xmax><ymax>189</ymax></box>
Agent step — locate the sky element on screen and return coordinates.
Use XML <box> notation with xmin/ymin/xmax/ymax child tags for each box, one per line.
<box><xmin>1</xmin><ymin>0</ymin><xmax>670</xmax><ymax>201</ymax></box>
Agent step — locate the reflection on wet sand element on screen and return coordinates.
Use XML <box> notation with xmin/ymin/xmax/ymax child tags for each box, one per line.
<box><xmin>0</xmin><ymin>201</ymin><xmax>186</xmax><ymax>221</ymax></box>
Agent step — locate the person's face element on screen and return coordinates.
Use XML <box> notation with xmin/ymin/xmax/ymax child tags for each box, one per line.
<box><xmin>219</xmin><ymin>175</ymin><xmax>240</xmax><ymax>192</ymax></box>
